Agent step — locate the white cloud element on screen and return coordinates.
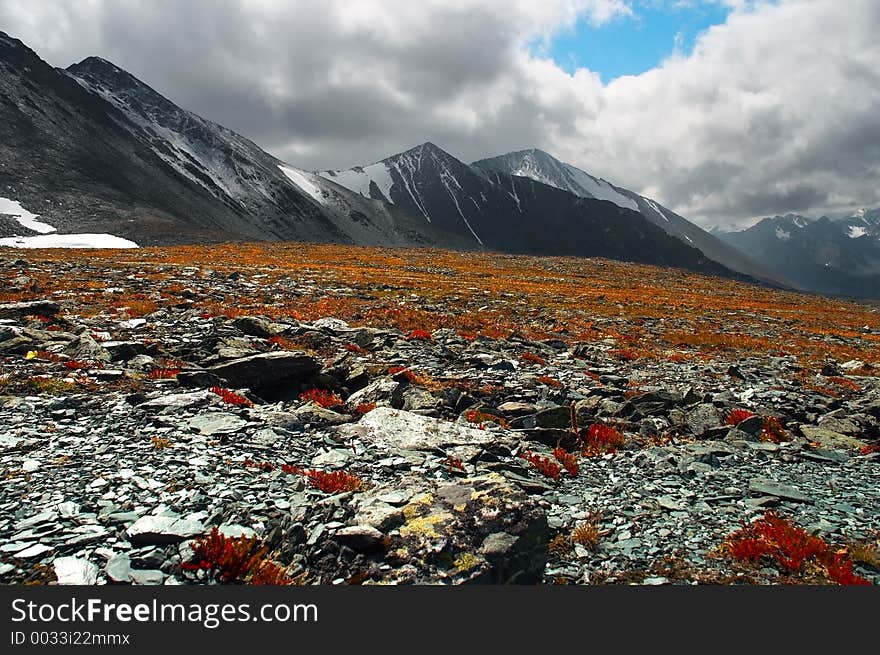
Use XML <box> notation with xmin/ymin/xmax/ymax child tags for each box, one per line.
<box><xmin>1</xmin><ymin>0</ymin><xmax>878</xmax><ymax>227</ymax></box>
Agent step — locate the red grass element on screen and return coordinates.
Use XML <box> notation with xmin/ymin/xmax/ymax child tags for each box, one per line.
<box><xmin>536</xmin><ymin>375</ymin><xmax>563</xmax><ymax>389</ymax></box>
<box><xmin>405</xmin><ymin>329</ymin><xmax>433</xmax><ymax>341</ymax></box>
<box><xmin>721</xmin><ymin>511</ymin><xmax>870</xmax><ymax>585</ymax></box>
<box><xmin>463</xmin><ymin>409</ymin><xmax>509</xmax><ymax>428</ymax></box>
<box><xmin>608</xmin><ymin>348</ymin><xmax>639</xmax><ymax>361</ymax></box>
<box><xmin>345</xmin><ymin>342</ymin><xmax>368</xmax><ymax>354</ymax></box>
<box><xmin>519</xmin><ymin>451</ymin><xmax>562</xmax><ymax>479</ymax></box>
<box><xmin>828</xmin><ymin>376</ymin><xmax>861</xmax><ymax>392</ymax></box>
<box><xmin>760</xmin><ymin>416</ymin><xmax>788</xmax><ymax>443</ymax></box>
<box><xmin>300</xmin><ymin>387</ymin><xmax>344</xmax><ymax>408</ymax></box>
<box><xmin>386</xmin><ymin>366</ymin><xmax>423</xmax><ymax>385</ymax></box>
<box><xmin>182</xmin><ymin>527</ymin><xmax>292</xmax><ymax>585</ymax></box>
<box><xmin>860</xmin><ymin>444</ymin><xmax>880</xmax><ymax>455</ymax></box>
<box><xmin>245</xmin><ymin>460</ymin><xmax>364</xmax><ymax>493</ymax></box>
<box><xmin>354</xmin><ymin>402</ymin><xmax>377</xmax><ymax>415</ymax></box>
<box><xmin>580</xmin><ymin>423</ymin><xmax>626</xmax><ymax>456</ymax></box>
<box><xmin>210</xmin><ymin>386</ymin><xmax>253</xmax><ymax>407</ymax></box>
<box><xmin>298</xmin><ymin>468</ymin><xmax>364</xmax><ymax>493</ymax></box>
<box><xmin>522</xmin><ymin>352</ymin><xmax>548</xmax><ymax>366</ymax></box>
<box><xmin>552</xmin><ymin>447</ymin><xmax>579</xmax><ymax>476</ymax></box>
<box><xmin>725</xmin><ymin>409</ymin><xmax>757</xmax><ymax>425</ymax></box>
<box><xmin>266</xmin><ymin>335</ymin><xmax>299</xmax><ymax>350</ymax></box>
<box><xmin>62</xmin><ymin>360</ymin><xmax>91</xmax><ymax>371</ymax></box>
<box><xmin>148</xmin><ymin>367</ymin><xmax>180</xmax><ymax>379</ymax></box>
<box><xmin>444</xmin><ymin>456</ymin><xmax>465</xmax><ymax>471</ymax></box>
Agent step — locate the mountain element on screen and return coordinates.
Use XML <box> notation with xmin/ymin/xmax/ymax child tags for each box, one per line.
<box><xmin>1</xmin><ymin>31</ymin><xmax>749</xmax><ymax>279</ymax></box>
<box><xmin>0</xmin><ymin>32</ymin><xmax>466</xmax><ymax>248</ymax></box>
<box><xmin>837</xmin><ymin>208</ymin><xmax>880</xmax><ymax>240</ymax></box>
<box><xmin>320</xmin><ymin>143</ymin><xmax>735</xmax><ymax>275</ymax></box>
<box><xmin>471</xmin><ymin>149</ymin><xmax>785</xmax><ymax>287</ymax></box>
<box><xmin>718</xmin><ymin>212</ymin><xmax>880</xmax><ymax>298</ymax></box>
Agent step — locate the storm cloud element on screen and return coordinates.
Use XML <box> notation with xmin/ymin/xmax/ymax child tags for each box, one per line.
<box><xmin>1</xmin><ymin>0</ymin><xmax>878</xmax><ymax>227</ymax></box>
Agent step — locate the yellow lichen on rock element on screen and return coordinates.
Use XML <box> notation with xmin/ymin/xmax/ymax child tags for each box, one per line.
<box><xmin>399</xmin><ymin>512</ymin><xmax>451</xmax><ymax>538</ymax></box>
<box><xmin>453</xmin><ymin>552</ymin><xmax>483</xmax><ymax>572</ymax></box>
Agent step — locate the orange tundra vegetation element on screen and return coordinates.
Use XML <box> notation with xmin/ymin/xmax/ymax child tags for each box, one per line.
<box><xmin>2</xmin><ymin>243</ymin><xmax>878</xmax><ymax>371</ymax></box>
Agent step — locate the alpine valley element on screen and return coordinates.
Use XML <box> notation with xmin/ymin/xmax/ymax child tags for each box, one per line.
<box><xmin>2</xmin><ymin>31</ymin><xmax>788</xmax><ymax>287</ymax></box>
<box><xmin>1</xmin><ymin>31</ymin><xmax>880</xmax><ymax>590</ymax></box>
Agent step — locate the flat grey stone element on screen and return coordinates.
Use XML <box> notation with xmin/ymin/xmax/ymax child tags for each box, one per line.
<box><xmin>184</xmin><ymin>413</ymin><xmax>247</xmax><ymax>435</ymax></box>
<box><xmin>126</xmin><ymin>515</ymin><xmax>206</xmax><ymax>545</ymax></box>
<box><xmin>129</xmin><ymin>569</ymin><xmax>165</xmax><ymax>585</ymax></box>
<box><xmin>334</xmin><ymin>525</ymin><xmax>385</xmax><ymax>551</ymax></box>
<box><xmin>748</xmin><ymin>479</ymin><xmax>813</xmax><ymax>503</ymax></box>
<box><xmin>53</xmin><ymin>556</ymin><xmax>99</xmax><ymax>585</ymax></box>
<box><xmin>340</xmin><ymin>407</ymin><xmax>516</xmax><ymax>451</ymax></box>
<box><xmin>105</xmin><ymin>554</ymin><xmax>133</xmax><ymax>583</ymax></box>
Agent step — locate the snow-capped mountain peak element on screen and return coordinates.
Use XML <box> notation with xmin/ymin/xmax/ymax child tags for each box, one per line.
<box><xmin>472</xmin><ymin>149</ymin><xmax>639</xmax><ymax>212</ymax></box>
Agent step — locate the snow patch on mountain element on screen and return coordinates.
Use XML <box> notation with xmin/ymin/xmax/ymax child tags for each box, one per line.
<box><xmin>0</xmin><ymin>233</ymin><xmax>139</xmax><ymax>248</ymax></box>
<box><xmin>0</xmin><ymin>197</ymin><xmax>56</xmax><ymax>234</ymax></box>
<box><xmin>848</xmin><ymin>226</ymin><xmax>867</xmax><ymax>239</ymax></box>
<box><xmin>279</xmin><ymin>165</ymin><xmax>327</xmax><ymax>206</ymax></box>
<box><xmin>645</xmin><ymin>199</ymin><xmax>671</xmax><ymax>223</ymax></box>
<box><xmin>322</xmin><ymin>162</ymin><xmax>395</xmax><ymax>205</ymax></box>
<box><xmin>560</xmin><ymin>163</ymin><xmax>639</xmax><ymax>211</ymax></box>
<box><xmin>775</xmin><ymin>227</ymin><xmax>791</xmax><ymax>241</ymax></box>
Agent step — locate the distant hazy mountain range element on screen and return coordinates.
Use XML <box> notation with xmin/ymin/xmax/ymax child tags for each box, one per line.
<box><xmin>716</xmin><ymin>210</ymin><xmax>880</xmax><ymax>297</ymax></box>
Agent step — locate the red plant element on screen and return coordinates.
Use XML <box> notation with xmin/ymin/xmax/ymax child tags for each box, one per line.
<box><xmin>444</xmin><ymin>456</ymin><xmax>465</xmax><ymax>471</ymax></box>
<box><xmin>345</xmin><ymin>342</ymin><xmax>368</xmax><ymax>354</ymax></box>
<box><xmin>299</xmin><ymin>468</ymin><xmax>364</xmax><ymax>493</ymax></box>
<box><xmin>386</xmin><ymin>366</ymin><xmax>422</xmax><ymax>384</ymax></box>
<box><xmin>354</xmin><ymin>402</ymin><xmax>377</xmax><ymax>415</ymax></box>
<box><xmin>182</xmin><ymin>528</ymin><xmax>292</xmax><ymax>585</ymax></box>
<box><xmin>148</xmin><ymin>367</ymin><xmax>180</xmax><ymax>379</ymax></box>
<box><xmin>725</xmin><ymin>409</ymin><xmax>757</xmax><ymax>425</ymax></box>
<box><xmin>522</xmin><ymin>352</ymin><xmax>548</xmax><ymax>366</ymax></box>
<box><xmin>405</xmin><ymin>329</ymin><xmax>433</xmax><ymax>341</ymax></box>
<box><xmin>552</xmin><ymin>447</ymin><xmax>579</xmax><ymax>476</ymax></box>
<box><xmin>210</xmin><ymin>386</ymin><xmax>253</xmax><ymax>407</ymax></box>
<box><xmin>721</xmin><ymin>511</ymin><xmax>870</xmax><ymax>585</ymax></box>
<box><xmin>580</xmin><ymin>423</ymin><xmax>626</xmax><ymax>456</ymax></box>
<box><xmin>519</xmin><ymin>451</ymin><xmax>562</xmax><ymax>479</ymax></box>
<box><xmin>243</xmin><ymin>458</ymin><xmax>276</xmax><ymax>472</ymax></box>
<box><xmin>62</xmin><ymin>360</ymin><xmax>91</xmax><ymax>371</ymax></box>
<box><xmin>266</xmin><ymin>335</ymin><xmax>299</xmax><ymax>350</ymax></box>
<box><xmin>828</xmin><ymin>376</ymin><xmax>861</xmax><ymax>393</ymax></box>
<box><xmin>860</xmin><ymin>444</ymin><xmax>880</xmax><ymax>455</ymax></box>
<box><xmin>536</xmin><ymin>375</ymin><xmax>563</xmax><ymax>389</ymax></box>
<box><xmin>608</xmin><ymin>348</ymin><xmax>638</xmax><ymax>362</ymax></box>
<box><xmin>464</xmin><ymin>409</ymin><xmax>509</xmax><ymax>428</ymax></box>
<box><xmin>760</xmin><ymin>416</ymin><xmax>788</xmax><ymax>443</ymax></box>
<box><xmin>245</xmin><ymin>460</ymin><xmax>364</xmax><ymax>493</ymax></box>
<box><xmin>300</xmin><ymin>387</ymin><xmax>344</xmax><ymax>408</ymax></box>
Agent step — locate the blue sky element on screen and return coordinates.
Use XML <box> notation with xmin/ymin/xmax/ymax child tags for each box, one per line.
<box><xmin>545</xmin><ymin>2</ymin><xmax>732</xmax><ymax>81</ymax></box>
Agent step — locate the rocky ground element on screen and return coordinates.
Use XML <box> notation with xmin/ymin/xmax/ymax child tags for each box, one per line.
<box><xmin>1</xmin><ymin>250</ymin><xmax>879</xmax><ymax>586</ymax></box>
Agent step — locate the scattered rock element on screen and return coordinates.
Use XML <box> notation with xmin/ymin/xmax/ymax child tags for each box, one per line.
<box><xmin>53</xmin><ymin>556</ymin><xmax>99</xmax><ymax>585</ymax></box>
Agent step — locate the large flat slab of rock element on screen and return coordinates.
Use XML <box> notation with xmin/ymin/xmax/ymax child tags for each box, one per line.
<box><xmin>748</xmin><ymin>478</ymin><xmax>813</xmax><ymax>503</ymax></box>
<box><xmin>800</xmin><ymin>425</ymin><xmax>866</xmax><ymax>451</ymax></box>
<box><xmin>126</xmin><ymin>515</ymin><xmax>206</xmax><ymax>545</ymax></box>
<box><xmin>339</xmin><ymin>407</ymin><xmax>517</xmax><ymax>452</ymax></box>
<box><xmin>208</xmin><ymin>351</ymin><xmax>320</xmax><ymax>393</ymax></box>
<box><xmin>343</xmin><ymin>474</ymin><xmax>548</xmax><ymax>584</ymax></box>
<box><xmin>0</xmin><ymin>300</ymin><xmax>61</xmax><ymax>319</ymax></box>
<box><xmin>53</xmin><ymin>556</ymin><xmax>99</xmax><ymax>585</ymax></box>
